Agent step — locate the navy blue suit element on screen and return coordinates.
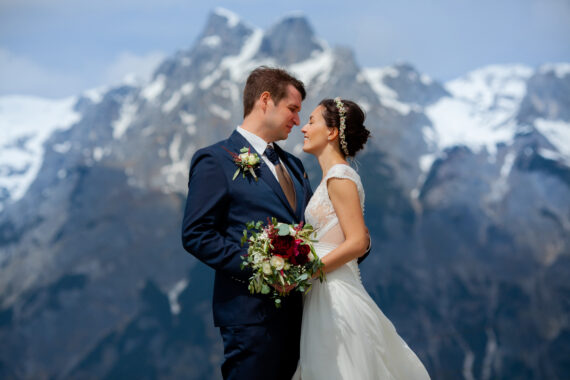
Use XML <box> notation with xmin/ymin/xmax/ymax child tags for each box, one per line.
<box><xmin>182</xmin><ymin>130</ymin><xmax>313</xmax><ymax>379</ymax></box>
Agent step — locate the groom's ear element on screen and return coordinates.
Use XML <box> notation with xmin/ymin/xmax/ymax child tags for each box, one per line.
<box><xmin>259</xmin><ymin>91</ymin><xmax>272</xmax><ymax>112</ymax></box>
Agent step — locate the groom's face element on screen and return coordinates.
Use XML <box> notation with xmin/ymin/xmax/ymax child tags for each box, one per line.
<box><xmin>264</xmin><ymin>84</ymin><xmax>302</xmax><ymax>142</ymax></box>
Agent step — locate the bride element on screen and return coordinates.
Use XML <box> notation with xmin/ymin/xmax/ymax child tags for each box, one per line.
<box><xmin>292</xmin><ymin>98</ymin><xmax>431</xmax><ymax>379</ymax></box>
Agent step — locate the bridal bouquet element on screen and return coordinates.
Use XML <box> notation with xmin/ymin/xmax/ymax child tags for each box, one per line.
<box><xmin>240</xmin><ymin>218</ymin><xmax>325</xmax><ymax>308</ymax></box>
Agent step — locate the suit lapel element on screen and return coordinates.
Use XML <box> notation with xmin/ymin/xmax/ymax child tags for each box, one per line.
<box><xmin>227</xmin><ymin>131</ymin><xmax>297</xmax><ymax>219</ymax></box>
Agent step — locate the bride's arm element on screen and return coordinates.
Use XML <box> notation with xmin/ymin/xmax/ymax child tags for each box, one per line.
<box><xmin>319</xmin><ymin>177</ymin><xmax>369</xmax><ymax>274</ymax></box>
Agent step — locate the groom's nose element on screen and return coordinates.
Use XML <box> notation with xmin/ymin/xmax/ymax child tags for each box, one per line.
<box><xmin>293</xmin><ymin>112</ymin><xmax>300</xmax><ymax>126</ymax></box>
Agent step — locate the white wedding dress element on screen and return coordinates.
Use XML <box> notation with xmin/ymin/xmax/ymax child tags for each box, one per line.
<box><xmin>293</xmin><ymin>164</ymin><xmax>430</xmax><ymax>380</ymax></box>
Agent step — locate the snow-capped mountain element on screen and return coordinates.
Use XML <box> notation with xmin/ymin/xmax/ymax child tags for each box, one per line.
<box><xmin>0</xmin><ymin>8</ymin><xmax>569</xmax><ymax>380</ymax></box>
<box><xmin>0</xmin><ymin>96</ymin><xmax>80</xmax><ymax>211</ymax></box>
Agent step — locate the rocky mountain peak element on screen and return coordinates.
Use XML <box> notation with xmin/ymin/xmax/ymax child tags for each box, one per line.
<box><xmin>257</xmin><ymin>13</ymin><xmax>323</xmax><ymax>65</ymax></box>
<box><xmin>202</xmin><ymin>8</ymin><xmax>248</xmax><ymax>35</ymax></box>
<box><xmin>382</xmin><ymin>62</ymin><xmax>449</xmax><ymax>105</ymax></box>
<box><xmin>517</xmin><ymin>63</ymin><xmax>570</xmax><ymax>124</ymax></box>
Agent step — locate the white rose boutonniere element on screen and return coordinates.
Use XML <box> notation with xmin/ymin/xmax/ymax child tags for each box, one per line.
<box><xmin>223</xmin><ymin>146</ymin><xmax>261</xmax><ymax>181</ymax></box>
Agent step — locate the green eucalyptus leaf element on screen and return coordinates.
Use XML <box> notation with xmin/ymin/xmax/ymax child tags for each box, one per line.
<box><xmin>277</xmin><ymin>224</ymin><xmax>290</xmax><ymax>236</ymax></box>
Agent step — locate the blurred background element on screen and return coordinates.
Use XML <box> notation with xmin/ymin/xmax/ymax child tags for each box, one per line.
<box><xmin>1</xmin><ymin>1</ymin><xmax>569</xmax><ymax>379</ymax></box>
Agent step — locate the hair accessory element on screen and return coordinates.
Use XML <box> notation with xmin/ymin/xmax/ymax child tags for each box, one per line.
<box><xmin>334</xmin><ymin>97</ymin><xmax>349</xmax><ymax>156</ymax></box>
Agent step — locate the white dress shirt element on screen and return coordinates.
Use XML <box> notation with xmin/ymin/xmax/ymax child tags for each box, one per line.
<box><xmin>236</xmin><ymin>126</ymin><xmax>289</xmax><ymax>181</ymax></box>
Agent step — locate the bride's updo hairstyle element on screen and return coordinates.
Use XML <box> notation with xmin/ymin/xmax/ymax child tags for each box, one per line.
<box><xmin>319</xmin><ymin>98</ymin><xmax>371</xmax><ymax>157</ymax></box>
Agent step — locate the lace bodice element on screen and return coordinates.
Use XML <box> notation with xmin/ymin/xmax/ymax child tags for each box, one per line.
<box><xmin>305</xmin><ymin>164</ymin><xmax>365</xmax><ymax>244</ymax></box>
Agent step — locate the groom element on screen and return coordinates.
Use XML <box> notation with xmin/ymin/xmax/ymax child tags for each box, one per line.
<box><xmin>181</xmin><ymin>67</ymin><xmax>312</xmax><ymax>380</ymax></box>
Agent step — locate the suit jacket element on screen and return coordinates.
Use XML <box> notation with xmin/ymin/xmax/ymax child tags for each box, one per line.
<box><xmin>181</xmin><ymin>130</ymin><xmax>313</xmax><ymax>327</ymax></box>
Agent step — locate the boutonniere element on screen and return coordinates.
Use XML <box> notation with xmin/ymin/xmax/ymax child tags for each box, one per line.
<box><xmin>224</xmin><ymin>146</ymin><xmax>261</xmax><ymax>181</ymax></box>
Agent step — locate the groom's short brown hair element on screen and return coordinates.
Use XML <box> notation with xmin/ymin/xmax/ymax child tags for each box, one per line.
<box><xmin>242</xmin><ymin>66</ymin><xmax>306</xmax><ymax>118</ymax></box>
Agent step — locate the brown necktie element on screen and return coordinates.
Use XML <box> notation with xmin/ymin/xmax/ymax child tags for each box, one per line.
<box><xmin>265</xmin><ymin>144</ymin><xmax>296</xmax><ymax>212</ymax></box>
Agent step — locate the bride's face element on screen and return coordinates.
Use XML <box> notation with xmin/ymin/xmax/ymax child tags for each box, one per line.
<box><xmin>301</xmin><ymin>105</ymin><xmax>332</xmax><ymax>155</ymax></box>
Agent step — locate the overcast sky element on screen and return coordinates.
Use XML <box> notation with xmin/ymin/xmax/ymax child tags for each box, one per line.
<box><xmin>1</xmin><ymin>0</ymin><xmax>569</xmax><ymax>98</ymax></box>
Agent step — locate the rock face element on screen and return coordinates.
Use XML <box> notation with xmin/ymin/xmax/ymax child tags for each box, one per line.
<box><xmin>1</xmin><ymin>8</ymin><xmax>569</xmax><ymax>380</ymax></box>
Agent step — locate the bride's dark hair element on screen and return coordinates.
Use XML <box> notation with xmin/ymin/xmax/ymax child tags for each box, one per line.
<box><xmin>319</xmin><ymin>98</ymin><xmax>370</xmax><ymax>157</ymax></box>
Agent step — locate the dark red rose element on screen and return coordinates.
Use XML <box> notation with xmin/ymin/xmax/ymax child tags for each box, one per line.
<box><xmin>272</xmin><ymin>235</ymin><xmax>295</xmax><ymax>257</ymax></box>
<box><xmin>286</xmin><ymin>243</ymin><xmax>309</xmax><ymax>266</ymax></box>
<box><xmin>294</xmin><ymin>245</ymin><xmax>310</xmax><ymax>265</ymax></box>
<box><xmin>298</xmin><ymin>244</ymin><xmax>310</xmax><ymax>257</ymax></box>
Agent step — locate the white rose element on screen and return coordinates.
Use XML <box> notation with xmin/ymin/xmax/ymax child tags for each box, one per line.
<box><xmin>252</xmin><ymin>252</ymin><xmax>263</xmax><ymax>264</ymax></box>
<box><xmin>247</xmin><ymin>155</ymin><xmax>258</xmax><ymax>165</ymax></box>
<box><xmin>239</xmin><ymin>153</ymin><xmax>249</xmax><ymax>162</ymax></box>
<box><xmin>262</xmin><ymin>262</ymin><xmax>272</xmax><ymax>275</ymax></box>
<box><xmin>270</xmin><ymin>256</ymin><xmax>285</xmax><ymax>271</ymax></box>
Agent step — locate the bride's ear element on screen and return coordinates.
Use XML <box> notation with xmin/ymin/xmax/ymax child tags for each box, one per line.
<box><xmin>327</xmin><ymin>126</ymin><xmax>339</xmax><ymax>141</ymax></box>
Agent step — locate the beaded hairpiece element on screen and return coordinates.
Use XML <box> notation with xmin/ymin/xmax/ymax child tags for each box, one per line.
<box><xmin>334</xmin><ymin>97</ymin><xmax>349</xmax><ymax>156</ymax></box>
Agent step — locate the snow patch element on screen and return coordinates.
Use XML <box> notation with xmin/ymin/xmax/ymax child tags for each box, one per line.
<box><xmin>419</xmin><ymin>154</ymin><xmax>437</xmax><ymax>172</ymax></box>
<box><xmin>180</xmin><ymin>82</ymin><xmax>194</xmax><ymax>95</ymax></box>
<box><xmin>290</xmin><ymin>49</ymin><xmax>334</xmax><ymax>88</ymax></box>
<box><xmin>168</xmin><ymin>278</ymin><xmax>189</xmax><ymax>315</ymax></box>
<box><xmin>161</xmin><ymin>143</ymin><xmax>196</xmax><ymax>193</ymax></box>
<box><xmin>142</xmin><ymin>74</ymin><xmax>166</xmax><ymax>101</ymax></box>
<box><xmin>216</xmin><ymin>80</ymin><xmax>239</xmax><ymax>102</ymax></box>
<box><xmin>53</xmin><ymin>141</ymin><xmax>72</xmax><ymax>154</ymax></box>
<box><xmin>446</xmin><ymin>64</ymin><xmax>532</xmax><ymax>109</ymax></box>
<box><xmin>179</xmin><ymin>111</ymin><xmax>196</xmax><ymax>126</ymax></box>
<box><xmin>209</xmin><ymin>104</ymin><xmax>231</xmax><ymax>120</ymax></box>
<box><xmin>82</xmin><ymin>87</ymin><xmax>107</xmax><ymax>104</ymax></box>
<box><xmin>93</xmin><ymin>147</ymin><xmax>104</xmax><ymax>161</ymax></box>
<box><xmin>223</xmin><ymin>29</ymin><xmax>264</xmax><ymax>82</ymax></box>
<box><xmin>534</xmin><ymin>118</ymin><xmax>570</xmax><ymax>157</ymax></box>
<box><xmin>200</xmin><ymin>69</ymin><xmax>223</xmax><ymax>90</ymax></box>
<box><xmin>421</xmin><ymin>64</ymin><xmax>537</xmax><ymax>155</ymax></box>
<box><xmin>112</xmin><ymin>99</ymin><xmax>138</xmax><ymax>139</ymax></box>
<box><xmin>162</xmin><ymin>92</ymin><xmax>181</xmax><ymax>113</ymax></box>
<box><xmin>169</xmin><ymin>134</ymin><xmax>182</xmax><ymax>162</ymax></box>
<box><xmin>361</xmin><ymin>67</ymin><xmax>417</xmax><ymax>115</ymax></box>
<box><xmin>202</xmin><ymin>35</ymin><xmax>221</xmax><ymax>48</ymax></box>
<box><xmin>0</xmin><ymin>95</ymin><xmax>80</xmax><ymax>203</ymax></box>
<box><xmin>538</xmin><ymin>63</ymin><xmax>570</xmax><ymax>79</ymax></box>
<box><xmin>425</xmin><ymin>97</ymin><xmax>516</xmax><ymax>155</ymax></box>
<box><xmin>199</xmin><ymin>28</ymin><xmax>266</xmax><ymax>91</ymax></box>
<box><xmin>422</xmin><ymin>126</ymin><xmax>437</xmax><ymax>150</ymax></box>
<box><xmin>214</xmin><ymin>7</ymin><xmax>240</xmax><ymax>28</ymax></box>
<box><xmin>485</xmin><ymin>150</ymin><xmax>516</xmax><ymax>205</ymax></box>
<box><xmin>420</xmin><ymin>74</ymin><xmax>433</xmax><ymax>86</ymax></box>
<box><xmin>538</xmin><ymin>148</ymin><xmax>570</xmax><ymax>165</ymax></box>
<box><xmin>186</xmin><ymin>125</ymin><xmax>197</xmax><ymax>135</ymax></box>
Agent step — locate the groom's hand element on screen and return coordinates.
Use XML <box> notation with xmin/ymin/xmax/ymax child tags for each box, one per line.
<box><xmin>272</xmin><ymin>283</ymin><xmax>296</xmax><ymax>295</ymax></box>
<box><xmin>357</xmin><ymin>228</ymin><xmax>372</xmax><ymax>264</ymax></box>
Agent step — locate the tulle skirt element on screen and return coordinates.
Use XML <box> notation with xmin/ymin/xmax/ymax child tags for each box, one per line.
<box><xmin>293</xmin><ymin>242</ymin><xmax>431</xmax><ymax>380</ymax></box>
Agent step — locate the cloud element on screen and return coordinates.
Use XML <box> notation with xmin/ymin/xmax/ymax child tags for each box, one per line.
<box><xmin>102</xmin><ymin>51</ymin><xmax>166</xmax><ymax>86</ymax></box>
<box><xmin>0</xmin><ymin>48</ymin><xmax>83</xmax><ymax>98</ymax></box>
<box><xmin>0</xmin><ymin>48</ymin><xmax>166</xmax><ymax>98</ymax></box>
